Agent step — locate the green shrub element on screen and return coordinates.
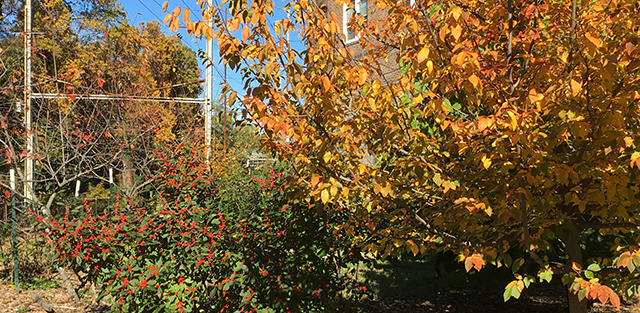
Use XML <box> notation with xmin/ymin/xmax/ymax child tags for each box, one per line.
<box><xmin>37</xmin><ymin>149</ymin><xmax>369</xmax><ymax>312</ymax></box>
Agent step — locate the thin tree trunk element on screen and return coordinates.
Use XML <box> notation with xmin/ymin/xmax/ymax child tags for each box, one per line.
<box><xmin>563</xmin><ymin>225</ymin><xmax>588</xmax><ymax>313</ymax></box>
<box><xmin>122</xmin><ymin>153</ymin><xmax>135</xmax><ymax>199</ymax></box>
<box><xmin>57</xmin><ymin>267</ymin><xmax>80</xmax><ymax>302</ymax></box>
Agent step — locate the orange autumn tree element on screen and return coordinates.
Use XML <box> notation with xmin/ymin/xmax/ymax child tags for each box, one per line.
<box><xmin>165</xmin><ymin>0</ymin><xmax>640</xmax><ymax>312</ymax></box>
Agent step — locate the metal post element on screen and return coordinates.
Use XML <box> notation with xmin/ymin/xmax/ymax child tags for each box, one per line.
<box><xmin>205</xmin><ymin>0</ymin><xmax>214</xmax><ymax>164</ymax></box>
<box><xmin>10</xmin><ymin>169</ymin><xmax>19</xmax><ymax>293</ymax></box>
<box><xmin>24</xmin><ymin>0</ymin><xmax>34</xmax><ymax>203</ymax></box>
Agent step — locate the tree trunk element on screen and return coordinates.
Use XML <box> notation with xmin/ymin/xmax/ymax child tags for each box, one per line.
<box><xmin>57</xmin><ymin>267</ymin><xmax>80</xmax><ymax>302</ymax></box>
<box><xmin>122</xmin><ymin>153</ymin><xmax>135</xmax><ymax>199</ymax></box>
<box><xmin>563</xmin><ymin>225</ymin><xmax>588</xmax><ymax>313</ymax></box>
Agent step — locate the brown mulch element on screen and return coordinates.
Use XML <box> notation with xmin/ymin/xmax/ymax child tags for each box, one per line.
<box><xmin>0</xmin><ymin>270</ymin><xmax>108</xmax><ymax>313</ymax></box>
<box><xmin>2</xmin><ymin>274</ymin><xmax>640</xmax><ymax>313</ymax></box>
<box><xmin>359</xmin><ymin>288</ymin><xmax>640</xmax><ymax>313</ymax></box>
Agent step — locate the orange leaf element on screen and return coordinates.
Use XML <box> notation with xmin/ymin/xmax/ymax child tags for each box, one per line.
<box><xmin>465</xmin><ymin>254</ymin><xmax>484</xmax><ymax>272</ymax></box>
<box><xmin>183</xmin><ymin>8</ymin><xmax>190</xmax><ymax>21</ymax></box>
<box><xmin>451</xmin><ymin>25</ymin><xmax>462</xmax><ymax>41</ymax></box>
<box><xmin>321</xmin><ymin>76</ymin><xmax>331</xmax><ymax>92</ymax></box>
<box><xmin>163</xmin><ymin>13</ymin><xmax>173</xmax><ymax>25</ymax></box>
<box><xmin>630</xmin><ymin>152</ymin><xmax>640</xmax><ymax>169</ymax></box>
<box><xmin>186</xmin><ymin>20</ymin><xmax>195</xmax><ymax>35</ymax></box>
<box><xmin>162</xmin><ymin>1</ymin><xmax>168</xmax><ymax>12</ymax></box>
<box><xmin>571</xmin><ymin>262</ymin><xmax>583</xmax><ymax>271</ymax></box>
<box><xmin>242</xmin><ymin>26</ymin><xmax>250</xmax><ymax>42</ymax></box>
<box><xmin>170</xmin><ymin>18</ymin><xmax>180</xmax><ymax>32</ymax></box>
<box><xmin>450</xmin><ymin>6</ymin><xmax>462</xmax><ymax>21</ymax></box>
<box><xmin>417</xmin><ymin>46</ymin><xmax>430</xmax><ymax>63</ymax></box>
<box><xmin>597</xmin><ymin>286</ymin><xmax>608</xmax><ymax>306</ymax></box>
<box><xmin>626</xmin><ymin>42</ymin><xmax>635</xmax><ymax>56</ymax></box>
<box><xmin>585</xmin><ymin>33</ymin><xmax>602</xmax><ymax>49</ymax></box>
<box><xmin>609</xmin><ymin>288</ymin><xmax>621</xmax><ymax>309</ymax></box>
<box><xmin>464</xmin><ymin>257</ymin><xmax>473</xmax><ymax>272</ymax></box>
<box><xmin>172</xmin><ymin>7</ymin><xmax>181</xmax><ymax>18</ymax></box>
<box><xmin>477</xmin><ymin>116</ymin><xmax>492</xmax><ymax>131</ymax></box>
<box><xmin>310</xmin><ymin>176</ymin><xmax>321</xmax><ymax>187</ymax></box>
<box><xmin>616</xmin><ymin>251</ymin><xmax>631</xmax><ymax>268</ymax></box>
<box><xmin>468</xmin><ymin>74</ymin><xmax>479</xmax><ymax>88</ymax></box>
<box><xmin>472</xmin><ymin>256</ymin><xmax>485</xmax><ymax>271</ymax></box>
<box><xmin>528</xmin><ymin>89</ymin><xmax>544</xmax><ymax>103</ymax></box>
<box><xmin>570</xmin><ymin>79</ymin><xmax>582</xmax><ymax>96</ymax></box>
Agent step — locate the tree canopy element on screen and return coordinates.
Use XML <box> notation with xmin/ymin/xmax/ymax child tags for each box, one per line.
<box><xmin>1</xmin><ymin>0</ymin><xmax>203</xmax><ymax>204</ymax></box>
<box><xmin>165</xmin><ymin>0</ymin><xmax>640</xmax><ymax>311</ymax></box>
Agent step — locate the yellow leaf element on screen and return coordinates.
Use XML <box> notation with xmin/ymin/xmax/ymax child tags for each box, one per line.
<box><xmin>162</xmin><ymin>1</ymin><xmax>169</xmax><ymax>12</ymax></box>
<box><xmin>407</xmin><ymin>239</ymin><xmax>419</xmax><ymax>256</ymax></box>
<box><xmin>624</xmin><ymin>137</ymin><xmax>634</xmax><ymax>147</ymax></box>
<box><xmin>585</xmin><ymin>33</ymin><xmax>602</xmax><ymax>49</ymax></box>
<box><xmin>417</xmin><ymin>46</ymin><xmax>430</xmax><ymax>64</ymax></box>
<box><xmin>570</xmin><ymin>79</ymin><xmax>582</xmax><ymax>96</ymax></box>
<box><xmin>380</xmin><ymin>185</ymin><xmax>390</xmax><ymax>197</ymax></box>
<box><xmin>330</xmin><ymin>185</ymin><xmax>338</xmax><ymax>196</ymax></box>
<box><xmin>507</xmin><ymin>110</ymin><xmax>518</xmax><ymax>130</ymax></box>
<box><xmin>323</xmin><ymin>151</ymin><xmax>331</xmax><ymax>163</ymax></box>
<box><xmin>468</xmin><ymin>74</ymin><xmax>479</xmax><ymax>88</ymax></box>
<box><xmin>481</xmin><ymin>154</ymin><xmax>492</xmax><ymax>169</ymax></box>
<box><xmin>321</xmin><ymin>189</ymin><xmax>330</xmax><ymax>204</ymax></box>
<box><xmin>630</xmin><ymin>152</ymin><xmax>640</xmax><ymax>169</ymax></box>
<box><xmin>426</xmin><ymin>60</ymin><xmax>434</xmax><ymax>75</ymax></box>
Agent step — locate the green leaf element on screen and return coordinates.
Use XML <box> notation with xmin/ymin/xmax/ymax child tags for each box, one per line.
<box><xmin>562</xmin><ymin>274</ymin><xmax>575</xmax><ymax>286</ymax></box>
<box><xmin>586</xmin><ymin>263</ymin><xmax>601</xmax><ymax>272</ymax></box>
<box><xmin>503</xmin><ymin>286</ymin><xmax>513</xmax><ymax>302</ymax></box>
<box><xmin>584</xmin><ymin>270</ymin><xmax>593</xmax><ymax>279</ymax></box>
<box><xmin>511</xmin><ymin>287</ymin><xmax>521</xmax><ymax>299</ymax></box>
<box><xmin>503</xmin><ymin>254</ymin><xmax>512</xmax><ymax>268</ymax></box>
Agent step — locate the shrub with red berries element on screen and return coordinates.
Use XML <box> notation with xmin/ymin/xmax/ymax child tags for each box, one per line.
<box><xmin>38</xmin><ymin>149</ymin><xmax>371</xmax><ymax>312</ymax></box>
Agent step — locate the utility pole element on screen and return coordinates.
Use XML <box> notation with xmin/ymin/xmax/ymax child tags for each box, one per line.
<box><xmin>204</xmin><ymin>0</ymin><xmax>214</xmax><ymax>163</ymax></box>
<box><xmin>24</xmin><ymin>0</ymin><xmax>34</xmax><ymax>202</ymax></box>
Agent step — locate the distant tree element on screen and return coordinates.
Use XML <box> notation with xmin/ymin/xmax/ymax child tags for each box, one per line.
<box><xmin>0</xmin><ymin>0</ymin><xmax>202</xmax><ymax>205</ymax></box>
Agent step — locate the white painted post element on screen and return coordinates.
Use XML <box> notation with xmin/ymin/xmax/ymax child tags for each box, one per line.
<box><xmin>75</xmin><ymin>180</ymin><xmax>81</xmax><ymax>198</ymax></box>
<box><xmin>205</xmin><ymin>0</ymin><xmax>214</xmax><ymax>164</ymax></box>
<box><xmin>10</xmin><ymin>169</ymin><xmax>15</xmax><ymax>191</ymax></box>
<box><xmin>24</xmin><ymin>0</ymin><xmax>34</xmax><ymax>202</ymax></box>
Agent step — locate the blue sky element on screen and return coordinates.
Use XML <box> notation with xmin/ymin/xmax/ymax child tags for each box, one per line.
<box><xmin>119</xmin><ymin>0</ymin><xmax>305</xmax><ymax>100</ymax></box>
<box><xmin>119</xmin><ymin>0</ymin><xmax>241</xmax><ymax>98</ymax></box>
